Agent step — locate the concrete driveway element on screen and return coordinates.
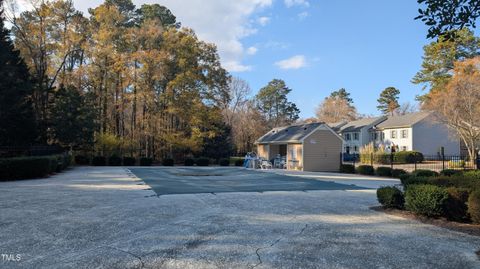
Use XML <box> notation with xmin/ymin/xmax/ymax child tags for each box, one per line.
<box><xmin>1</xmin><ymin>167</ymin><xmax>479</xmax><ymax>269</ymax></box>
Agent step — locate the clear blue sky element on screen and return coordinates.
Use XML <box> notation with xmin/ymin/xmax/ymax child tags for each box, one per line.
<box><xmin>233</xmin><ymin>0</ymin><xmax>431</xmax><ymax>118</ymax></box>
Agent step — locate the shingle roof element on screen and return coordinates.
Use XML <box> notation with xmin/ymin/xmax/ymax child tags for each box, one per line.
<box><xmin>327</xmin><ymin>121</ymin><xmax>347</xmax><ymax>132</ymax></box>
<box><xmin>376</xmin><ymin>112</ymin><xmax>431</xmax><ymax>129</ymax></box>
<box><xmin>339</xmin><ymin>117</ymin><xmax>386</xmax><ymax>132</ymax></box>
<box><xmin>256</xmin><ymin>122</ymin><xmax>324</xmax><ymax>143</ymax></box>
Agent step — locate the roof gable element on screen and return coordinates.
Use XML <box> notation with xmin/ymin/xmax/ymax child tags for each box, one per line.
<box><xmin>339</xmin><ymin>116</ymin><xmax>386</xmax><ymax>133</ymax></box>
<box><xmin>256</xmin><ymin>122</ymin><xmax>324</xmax><ymax>143</ymax></box>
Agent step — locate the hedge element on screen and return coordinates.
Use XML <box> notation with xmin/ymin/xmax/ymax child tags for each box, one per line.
<box><xmin>360</xmin><ymin>151</ymin><xmax>424</xmax><ymax>164</ymax></box>
<box><xmin>92</xmin><ymin>156</ymin><xmax>106</xmax><ymax>166</ymax></box>
<box><xmin>340</xmin><ymin>164</ymin><xmax>355</xmax><ymax>174</ymax></box>
<box><xmin>391</xmin><ymin>169</ymin><xmax>407</xmax><ymax>178</ymax></box>
<box><xmin>140</xmin><ymin>157</ymin><xmax>153</xmax><ymax>166</ymax></box>
<box><xmin>411</xmin><ymin>169</ymin><xmax>438</xmax><ymax>177</ymax></box>
<box><xmin>0</xmin><ymin>154</ymin><xmax>71</xmax><ymax>181</ymax></box>
<box><xmin>444</xmin><ymin>187</ymin><xmax>470</xmax><ymax>222</ymax></box>
<box><xmin>356</xmin><ymin>165</ymin><xmax>374</xmax><ymax>175</ymax></box>
<box><xmin>405</xmin><ymin>184</ymin><xmax>448</xmax><ymax>217</ymax></box>
<box><xmin>184</xmin><ymin>158</ymin><xmax>195</xmax><ymax>166</ymax></box>
<box><xmin>234</xmin><ymin>159</ymin><xmax>244</xmax><ymax>166</ymax></box>
<box><xmin>464</xmin><ymin>170</ymin><xmax>480</xmax><ymax>180</ymax></box>
<box><xmin>468</xmin><ymin>190</ymin><xmax>480</xmax><ymax>224</ymax></box>
<box><xmin>376</xmin><ymin>167</ymin><xmax>392</xmax><ymax>177</ymax></box>
<box><xmin>219</xmin><ymin>159</ymin><xmax>230</xmax><ymax>166</ymax></box>
<box><xmin>123</xmin><ymin>157</ymin><xmax>136</xmax><ymax>166</ymax></box>
<box><xmin>440</xmin><ymin>169</ymin><xmax>463</xmax><ymax>177</ymax></box>
<box><xmin>74</xmin><ymin>155</ymin><xmax>90</xmax><ymax>165</ymax></box>
<box><xmin>196</xmin><ymin>157</ymin><xmax>210</xmax><ymax>166</ymax></box>
<box><xmin>162</xmin><ymin>158</ymin><xmax>174</xmax><ymax>166</ymax></box>
<box><xmin>377</xmin><ymin>186</ymin><xmax>404</xmax><ymax>209</ymax></box>
<box><xmin>108</xmin><ymin>155</ymin><xmax>122</xmax><ymax>166</ymax></box>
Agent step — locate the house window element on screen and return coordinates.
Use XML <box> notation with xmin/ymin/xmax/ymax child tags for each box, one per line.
<box><xmin>401</xmin><ymin>129</ymin><xmax>408</xmax><ymax>139</ymax></box>
<box><xmin>345</xmin><ymin>133</ymin><xmax>351</xmax><ymax>141</ymax></box>
<box><xmin>354</xmin><ymin>146</ymin><xmax>358</xmax><ymax>152</ymax></box>
<box><xmin>402</xmin><ymin>146</ymin><xmax>407</xmax><ymax>151</ymax></box>
<box><xmin>390</xmin><ymin>130</ymin><xmax>397</xmax><ymax>139</ymax></box>
<box><xmin>353</xmin><ymin>133</ymin><xmax>359</xmax><ymax>140</ymax></box>
<box><xmin>374</xmin><ymin>132</ymin><xmax>378</xmax><ymax>140</ymax></box>
<box><xmin>345</xmin><ymin>146</ymin><xmax>351</xmax><ymax>154</ymax></box>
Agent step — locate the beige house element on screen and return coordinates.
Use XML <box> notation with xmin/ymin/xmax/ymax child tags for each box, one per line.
<box><xmin>255</xmin><ymin>122</ymin><xmax>344</xmax><ymax>172</ymax></box>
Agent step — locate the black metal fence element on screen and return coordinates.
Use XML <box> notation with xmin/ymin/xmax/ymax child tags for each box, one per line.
<box><xmin>0</xmin><ymin>146</ymin><xmax>65</xmax><ymax>158</ymax></box>
<box><xmin>342</xmin><ymin>153</ymin><xmax>480</xmax><ymax>172</ymax></box>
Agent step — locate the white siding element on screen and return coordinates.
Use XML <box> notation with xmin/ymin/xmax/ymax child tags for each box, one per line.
<box><xmin>381</xmin><ymin>127</ymin><xmax>413</xmax><ymax>152</ymax></box>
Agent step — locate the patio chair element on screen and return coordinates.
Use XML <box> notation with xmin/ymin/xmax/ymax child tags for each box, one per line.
<box><xmin>260</xmin><ymin>160</ymin><xmax>273</xmax><ymax>169</ymax></box>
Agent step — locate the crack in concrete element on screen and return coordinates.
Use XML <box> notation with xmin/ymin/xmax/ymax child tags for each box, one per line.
<box><xmin>103</xmin><ymin>245</ymin><xmax>145</xmax><ymax>269</ymax></box>
<box><xmin>250</xmin><ymin>224</ymin><xmax>308</xmax><ymax>269</ymax></box>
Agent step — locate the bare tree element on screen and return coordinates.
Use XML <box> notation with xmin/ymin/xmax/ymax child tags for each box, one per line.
<box><xmin>223</xmin><ymin>77</ymin><xmax>251</xmax><ymax>125</ymax></box>
<box><xmin>396</xmin><ymin>102</ymin><xmax>419</xmax><ymax>115</ymax></box>
<box><xmin>425</xmin><ymin>57</ymin><xmax>480</xmax><ymax>161</ymax></box>
<box><xmin>315</xmin><ymin>96</ymin><xmax>357</xmax><ymax>123</ymax></box>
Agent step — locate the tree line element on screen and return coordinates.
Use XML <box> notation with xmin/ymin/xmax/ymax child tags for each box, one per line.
<box><xmin>0</xmin><ymin>0</ymin><xmax>300</xmax><ymax>159</ymax></box>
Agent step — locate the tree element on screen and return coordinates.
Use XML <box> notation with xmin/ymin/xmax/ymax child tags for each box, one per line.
<box><xmin>377</xmin><ymin>87</ymin><xmax>400</xmax><ymax>116</ymax></box>
<box><xmin>396</xmin><ymin>102</ymin><xmax>419</xmax><ymax>116</ymax></box>
<box><xmin>424</xmin><ymin>57</ymin><xmax>480</xmax><ymax>162</ymax></box>
<box><xmin>50</xmin><ymin>86</ymin><xmax>96</xmax><ymax>149</ymax></box>
<box><xmin>0</xmin><ymin>0</ymin><xmax>37</xmax><ymax>146</ymax></box>
<box><xmin>255</xmin><ymin>79</ymin><xmax>300</xmax><ymax>129</ymax></box>
<box><xmin>223</xmin><ymin>77</ymin><xmax>251</xmax><ymax>126</ymax></box>
<box><xmin>136</xmin><ymin>4</ymin><xmax>179</xmax><ymax>28</ymax></box>
<box><xmin>329</xmin><ymin>88</ymin><xmax>353</xmax><ymax>105</ymax></box>
<box><xmin>412</xmin><ymin>29</ymin><xmax>480</xmax><ymax>100</ymax></box>
<box><xmin>315</xmin><ymin>96</ymin><xmax>357</xmax><ymax>123</ymax></box>
<box><xmin>415</xmin><ymin>0</ymin><xmax>480</xmax><ymax>39</ymax></box>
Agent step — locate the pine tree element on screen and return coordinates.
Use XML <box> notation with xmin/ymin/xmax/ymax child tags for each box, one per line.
<box><xmin>377</xmin><ymin>87</ymin><xmax>400</xmax><ymax>116</ymax></box>
<box><xmin>0</xmin><ymin>0</ymin><xmax>37</xmax><ymax>146</ymax></box>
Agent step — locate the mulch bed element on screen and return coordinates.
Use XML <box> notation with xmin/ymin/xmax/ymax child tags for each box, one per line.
<box><xmin>371</xmin><ymin>206</ymin><xmax>480</xmax><ymax>237</ymax></box>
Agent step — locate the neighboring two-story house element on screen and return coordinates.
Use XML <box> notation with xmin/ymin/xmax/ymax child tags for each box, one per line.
<box><xmin>371</xmin><ymin>111</ymin><xmax>460</xmax><ymax>155</ymax></box>
<box><xmin>336</xmin><ymin>117</ymin><xmax>386</xmax><ymax>154</ymax></box>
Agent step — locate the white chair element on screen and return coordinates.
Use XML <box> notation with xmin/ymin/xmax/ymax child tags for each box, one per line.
<box><xmin>260</xmin><ymin>160</ymin><xmax>273</xmax><ymax>169</ymax></box>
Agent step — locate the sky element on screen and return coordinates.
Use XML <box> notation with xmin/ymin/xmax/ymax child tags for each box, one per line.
<box><xmin>17</xmin><ymin>0</ymin><xmax>432</xmax><ymax>118</ymax></box>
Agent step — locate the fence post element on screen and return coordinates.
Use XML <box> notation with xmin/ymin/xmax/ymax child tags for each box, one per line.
<box><xmin>390</xmin><ymin>152</ymin><xmax>394</xmax><ymax>170</ymax></box>
<box><xmin>370</xmin><ymin>152</ymin><xmax>373</xmax><ymax>167</ymax></box>
<box><xmin>477</xmin><ymin>153</ymin><xmax>480</xmax><ymax>170</ymax></box>
<box><xmin>441</xmin><ymin>147</ymin><xmax>445</xmax><ymax>171</ymax></box>
<box><xmin>414</xmin><ymin>151</ymin><xmax>417</xmax><ymax>171</ymax></box>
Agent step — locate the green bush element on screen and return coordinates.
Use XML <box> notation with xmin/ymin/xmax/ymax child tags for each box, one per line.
<box><xmin>356</xmin><ymin>165</ymin><xmax>374</xmax><ymax>175</ymax></box>
<box><xmin>468</xmin><ymin>190</ymin><xmax>480</xmax><ymax>224</ymax></box>
<box><xmin>463</xmin><ymin>170</ymin><xmax>480</xmax><ymax>180</ymax></box>
<box><xmin>440</xmin><ymin>169</ymin><xmax>463</xmax><ymax>176</ymax></box>
<box><xmin>411</xmin><ymin>169</ymin><xmax>439</xmax><ymax>177</ymax></box>
<box><xmin>74</xmin><ymin>155</ymin><xmax>90</xmax><ymax>165</ymax></box>
<box><xmin>391</xmin><ymin>169</ymin><xmax>407</xmax><ymax>178</ymax></box>
<box><xmin>443</xmin><ymin>187</ymin><xmax>470</xmax><ymax>222</ymax></box>
<box><xmin>140</xmin><ymin>157</ymin><xmax>153</xmax><ymax>166</ymax></box>
<box><xmin>162</xmin><ymin>158</ymin><xmax>174</xmax><ymax>166</ymax></box>
<box><xmin>405</xmin><ymin>184</ymin><xmax>448</xmax><ymax>217</ymax></box>
<box><xmin>219</xmin><ymin>159</ymin><xmax>230</xmax><ymax>166</ymax></box>
<box><xmin>63</xmin><ymin>154</ymin><xmax>72</xmax><ymax>169</ymax></box>
<box><xmin>376</xmin><ymin>167</ymin><xmax>393</xmax><ymax>177</ymax></box>
<box><xmin>49</xmin><ymin>156</ymin><xmax>59</xmax><ymax>173</ymax></box>
<box><xmin>234</xmin><ymin>159</ymin><xmax>244</xmax><ymax>166</ymax></box>
<box><xmin>430</xmin><ymin>175</ymin><xmax>480</xmax><ymax>191</ymax></box>
<box><xmin>377</xmin><ymin>186</ymin><xmax>404</xmax><ymax>209</ymax></box>
<box><xmin>123</xmin><ymin>157</ymin><xmax>136</xmax><ymax>166</ymax></box>
<box><xmin>400</xmin><ymin>175</ymin><xmax>430</xmax><ymax>189</ymax></box>
<box><xmin>92</xmin><ymin>156</ymin><xmax>106</xmax><ymax>166</ymax></box>
<box><xmin>394</xmin><ymin>151</ymin><xmax>424</xmax><ymax>164</ymax></box>
<box><xmin>0</xmin><ymin>156</ymin><xmax>52</xmax><ymax>180</ymax></box>
<box><xmin>340</xmin><ymin>164</ymin><xmax>355</xmax><ymax>173</ymax></box>
<box><xmin>108</xmin><ymin>155</ymin><xmax>122</xmax><ymax>166</ymax></box>
<box><xmin>184</xmin><ymin>158</ymin><xmax>195</xmax><ymax>166</ymax></box>
<box><xmin>196</xmin><ymin>157</ymin><xmax>210</xmax><ymax>166</ymax></box>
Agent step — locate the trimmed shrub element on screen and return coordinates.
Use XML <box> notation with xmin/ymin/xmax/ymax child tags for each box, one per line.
<box><xmin>123</xmin><ymin>157</ymin><xmax>136</xmax><ymax>166</ymax></box>
<box><xmin>443</xmin><ymin>187</ymin><xmax>470</xmax><ymax>222</ymax></box>
<box><xmin>356</xmin><ymin>165</ymin><xmax>374</xmax><ymax>175</ymax></box>
<box><xmin>376</xmin><ymin>167</ymin><xmax>393</xmax><ymax>177</ymax></box>
<box><xmin>400</xmin><ymin>175</ymin><xmax>430</xmax><ymax>189</ymax></box>
<box><xmin>448</xmin><ymin>159</ymin><xmax>465</xmax><ymax>169</ymax></box>
<box><xmin>464</xmin><ymin>170</ymin><xmax>480</xmax><ymax>180</ymax></box>
<box><xmin>411</xmin><ymin>169</ymin><xmax>439</xmax><ymax>178</ymax></box>
<box><xmin>234</xmin><ymin>159</ymin><xmax>244</xmax><ymax>167</ymax></box>
<box><xmin>219</xmin><ymin>159</ymin><xmax>230</xmax><ymax>166</ymax></box>
<box><xmin>0</xmin><ymin>156</ymin><xmax>52</xmax><ymax>180</ymax></box>
<box><xmin>92</xmin><ymin>156</ymin><xmax>106</xmax><ymax>166</ymax></box>
<box><xmin>108</xmin><ymin>155</ymin><xmax>122</xmax><ymax>166</ymax></box>
<box><xmin>468</xmin><ymin>190</ymin><xmax>480</xmax><ymax>224</ymax></box>
<box><xmin>395</xmin><ymin>151</ymin><xmax>424</xmax><ymax>164</ymax></box>
<box><xmin>377</xmin><ymin>186</ymin><xmax>404</xmax><ymax>209</ymax></box>
<box><xmin>340</xmin><ymin>164</ymin><xmax>355</xmax><ymax>174</ymax></box>
<box><xmin>162</xmin><ymin>158</ymin><xmax>174</xmax><ymax>166</ymax></box>
<box><xmin>440</xmin><ymin>169</ymin><xmax>463</xmax><ymax>177</ymax></box>
<box><xmin>405</xmin><ymin>184</ymin><xmax>448</xmax><ymax>217</ymax></box>
<box><xmin>74</xmin><ymin>155</ymin><xmax>90</xmax><ymax>165</ymax></box>
<box><xmin>184</xmin><ymin>158</ymin><xmax>195</xmax><ymax>166</ymax></box>
<box><xmin>391</xmin><ymin>169</ymin><xmax>407</xmax><ymax>178</ymax></box>
<box><xmin>49</xmin><ymin>156</ymin><xmax>59</xmax><ymax>173</ymax></box>
<box><xmin>196</xmin><ymin>157</ymin><xmax>210</xmax><ymax>166</ymax></box>
<box><xmin>140</xmin><ymin>157</ymin><xmax>153</xmax><ymax>166</ymax></box>
<box><xmin>63</xmin><ymin>154</ymin><xmax>72</xmax><ymax>169</ymax></box>
<box><xmin>430</xmin><ymin>175</ymin><xmax>480</xmax><ymax>191</ymax></box>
